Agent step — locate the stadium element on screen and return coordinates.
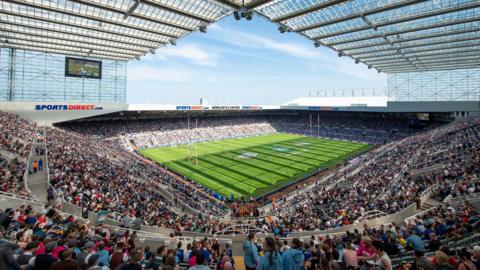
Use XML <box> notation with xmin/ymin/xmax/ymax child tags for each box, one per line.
<box><xmin>0</xmin><ymin>0</ymin><xmax>480</xmax><ymax>270</ymax></box>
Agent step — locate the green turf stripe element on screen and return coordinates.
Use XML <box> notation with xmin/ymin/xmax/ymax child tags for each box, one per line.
<box><xmin>141</xmin><ymin>133</ymin><xmax>371</xmax><ymax>197</ymax></box>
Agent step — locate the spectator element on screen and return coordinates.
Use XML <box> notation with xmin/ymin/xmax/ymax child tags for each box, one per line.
<box><xmin>87</xmin><ymin>254</ymin><xmax>109</xmax><ymax>270</ymax></box>
<box><xmin>118</xmin><ymin>248</ymin><xmax>143</xmax><ymax>270</ymax></box>
<box><xmin>373</xmin><ymin>241</ymin><xmax>392</xmax><ymax>270</ymax></box>
<box><xmin>257</xmin><ymin>236</ymin><xmax>283</xmax><ymax>270</ymax></box>
<box><xmin>50</xmin><ymin>249</ymin><xmax>79</xmax><ymax>270</ymax></box>
<box><xmin>243</xmin><ymin>233</ymin><xmax>260</xmax><ymax>270</ymax></box>
<box><xmin>30</xmin><ymin>241</ymin><xmax>57</xmax><ymax>270</ymax></box>
<box><xmin>434</xmin><ymin>251</ymin><xmax>454</xmax><ymax>270</ymax></box>
<box><xmin>110</xmin><ymin>242</ymin><xmax>128</xmax><ymax>270</ymax></box>
<box><xmin>282</xmin><ymin>238</ymin><xmax>304</xmax><ymax>270</ymax></box>
<box><xmin>188</xmin><ymin>252</ymin><xmax>209</xmax><ymax>270</ymax></box>
<box><xmin>95</xmin><ymin>242</ymin><xmax>110</xmax><ymax>267</ymax></box>
<box><xmin>458</xmin><ymin>248</ymin><xmax>478</xmax><ymax>270</ymax></box>
<box><xmin>0</xmin><ymin>241</ymin><xmax>23</xmax><ymax>270</ymax></box>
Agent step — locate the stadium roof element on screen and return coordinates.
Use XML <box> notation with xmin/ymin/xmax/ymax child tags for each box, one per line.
<box><xmin>0</xmin><ymin>0</ymin><xmax>479</xmax><ymax>73</ymax></box>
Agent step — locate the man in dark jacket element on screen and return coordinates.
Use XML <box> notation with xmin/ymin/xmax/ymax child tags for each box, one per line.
<box><xmin>0</xmin><ymin>210</ymin><xmax>13</xmax><ymax>231</ymax></box>
<box><xmin>0</xmin><ymin>241</ymin><xmax>24</xmax><ymax>270</ymax></box>
<box><xmin>30</xmin><ymin>241</ymin><xmax>57</xmax><ymax>270</ymax></box>
<box><xmin>50</xmin><ymin>249</ymin><xmax>79</xmax><ymax>270</ymax></box>
<box><xmin>16</xmin><ymin>241</ymin><xmax>39</xmax><ymax>266</ymax></box>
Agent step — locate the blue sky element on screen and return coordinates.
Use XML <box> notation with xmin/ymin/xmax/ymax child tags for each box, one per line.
<box><xmin>126</xmin><ymin>14</ymin><xmax>387</xmax><ymax>105</ymax></box>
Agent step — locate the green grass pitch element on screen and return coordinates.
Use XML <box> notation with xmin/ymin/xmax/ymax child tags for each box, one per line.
<box><xmin>141</xmin><ymin>133</ymin><xmax>371</xmax><ymax>198</ymax></box>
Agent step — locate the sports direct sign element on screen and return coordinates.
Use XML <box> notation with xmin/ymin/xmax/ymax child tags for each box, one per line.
<box><xmin>35</xmin><ymin>104</ymin><xmax>102</xmax><ymax>111</ymax></box>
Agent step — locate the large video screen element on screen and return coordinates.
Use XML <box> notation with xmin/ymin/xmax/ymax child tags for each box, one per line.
<box><xmin>65</xmin><ymin>57</ymin><xmax>102</xmax><ymax>79</ymax></box>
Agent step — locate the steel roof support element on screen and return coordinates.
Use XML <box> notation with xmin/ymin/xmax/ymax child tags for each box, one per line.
<box><xmin>0</xmin><ymin>19</ymin><xmax>156</xmax><ymax>50</ymax></box>
<box><xmin>345</xmin><ymin>36</ymin><xmax>480</xmax><ymax>55</ymax></box>
<box><xmin>1</xmin><ymin>35</ymin><xmax>140</xmax><ymax>58</ymax></box>
<box><xmin>310</xmin><ymin>2</ymin><xmax>480</xmax><ymax>39</ymax></box>
<box><xmin>211</xmin><ymin>0</ymin><xmax>275</xmax><ymax>10</ymax></box>
<box><xmin>364</xmin><ymin>48</ymin><xmax>480</xmax><ymax>63</ymax></box>
<box><xmin>326</xmin><ymin>17</ymin><xmax>480</xmax><ymax>46</ymax></box>
<box><xmin>337</xmin><ymin>27</ymin><xmax>480</xmax><ymax>51</ymax></box>
<box><xmin>376</xmin><ymin>59</ymin><xmax>480</xmax><ymax>70</ymax></box>
<box><xmin>212</xmin><ymin>0</ymin><xmax>241</xmax><ymax>9</ymax></box>
<box><xmin>0</xmin><ymin>28</ymin><xmax>148</xmax><ymax>54</ymax></box>
<box><xmin>297</xmin><ymin>0</ymin><xmax>427</xmax><ymax>31</ymax></box>
<box><xmin>373</xmin><ymin>55</ymin><xmax>480</xmax><ymax>68</ymax></box>
<box><xmin>272</xmin><ymin>0</ymin><xmax>348</xmax><ymax>22</ymax></box>
<box><xmin>383</xmin><ymin>63</ymin><xmax>480</xmax><ymax>73</ymax></box>
<box><xmin>7</xmin><ymin>48</ymin><xmax>15</xmax><ymax>101</ymax></box>
<box><xmin>2</xmin><ymin>40</ymin><xmax>135</xmax><ymax>59</ymax></box>
<box><xmin>354</xmin><ymin>42</ymin><xmax>480</xmax><ymax>59</ymax></box>
<box><xmin>138</xmin><ymin>0</ymin><xmax>214</xmax><ymax>23</ymax></box>
<box><xmin>1</xmin><ymin>44</ymin><xmax>130</xmax><ymax>61</ymax></box>
<box><xmin>0</xmin><ymin>11</ymin><xmax>167</xmax><ymax>46</ymax></box>
<box><xmin>367</xmin><ymin>54</ymin><xmax>480</xmax><ymax>66</ymax></box>
<box><xmin>2</xmin><ymin>0</ymin><xmax>180</xmax><ymax>38</ymax></box>
<box><xmin>246</xmin><ymin>0</ymin><xmax>277</xmax><ymax>9</ymax></box>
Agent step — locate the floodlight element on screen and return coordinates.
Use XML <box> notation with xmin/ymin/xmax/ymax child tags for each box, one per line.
<box><xmin>338</xmin><ymin>52</ymin><xmax>344</xmax><ymax>57</ymax></box>
<box><xmin>233</xmin><ymin>10</ymin><xmax>241</xmax><ymax>20</ymax></box>
<box><xmin>170</xmin><ymin>39</ymin><xmax>176</xmax><ymax>46</ymax></box>
<box><xmin>199</xmin><ymin>25</ymin><xmax>207</xmax><ymax>33</ymax></box>
<box><xmin>150</xmin><ymin>48</ymin><xmax>156</xmax><ymax>54</ymax></box>
<box><xmin>135</xmin><ymin>56</ymin><xmax>140</xmax><ymax>60</ymax></box>
<box><xmin>245</xmin><ymin>11</ymin><xmax>253</xmax><ymax>20</ymax></box>
<box><xmin>314</xmin><ymin>41</ymin><xmax>321</xmax><ymax>48</ymax></box>
<box><xmin>368</xmin><ymin>65</ymin><xmax>372</xmax><ymax>69</ymax></box>
<box><xmin>355</xmin><ymin>59</ymin><xmax>360</xmax><ymax>64</ymax></box>
<box><xmin>278</xmin><ymin>25</ymin><xmax>287</xmax><ymax>33</ymax></box>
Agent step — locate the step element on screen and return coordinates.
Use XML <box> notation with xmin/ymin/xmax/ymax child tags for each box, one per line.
<box><xmin>25</xmin><ymin>149</ymin><xmax>49</xmax><ymax>203</ymax></box>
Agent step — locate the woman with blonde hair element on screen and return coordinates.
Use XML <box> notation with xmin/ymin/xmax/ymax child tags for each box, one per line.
<box><xmin>433</xmin><ymin>251</ymin><xmax>453</xmax><ymax>270</ymax></box>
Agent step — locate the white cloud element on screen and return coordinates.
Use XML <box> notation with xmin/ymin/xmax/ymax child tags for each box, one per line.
<box><xmin>154</xmin><ymin>43</ymin><xmax>219</xmax><ymax>67</ymax></box>
<box><xmin>208</xmin><ymin>27</ymin><xmax>324</xmax><ymax>60</ymax></box>
<box><xmin>335</xmin><ymin>61</ymin><xmax>386</xmax><ymax>82</ymax></box>
<box><xmin>208</xmin><ymin>26</ymin><xmax>386</xmax><ymax>82</ymax></box>
<box><xmin>208</xmin><ymin>23</ymin><xmax>222</xmax><ymax>32</ymax></box>
<box><xmin>128</xmin><ymin>65</ymin><xmax>191</xmax><ymax>82</ymax></box>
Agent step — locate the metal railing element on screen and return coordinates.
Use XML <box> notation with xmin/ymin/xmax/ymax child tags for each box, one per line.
<box><xmin>44</xmin><ymin>128</ymin><xmax>51</xmax><ymax>188</ymax></box>
<box><xmin>307</xmin><ymin>88</ymin><xmax>387</xmax><ymax>97</ymax></box>
<box><xmin>23</xmin><ymin>131</ymin><xmax>40</xmax><ymax>202</ymax></box>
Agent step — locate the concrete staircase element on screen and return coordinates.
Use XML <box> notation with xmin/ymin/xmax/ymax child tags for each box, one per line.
<box><xmin>26</xmin><ymin>144</ymin><xmax>49</xmax><ymax>202</ymax></box>
<box><xmin>419</xmin><ymin>197</ymin><xmax>442</xmax><ymax>212</ymax></box>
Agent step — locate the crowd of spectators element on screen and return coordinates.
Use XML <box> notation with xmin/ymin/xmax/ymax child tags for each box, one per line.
<box><xmin>57</xmin><ymin>114</ymin><xmax>428</xmax><ymax>149</ymax></box>
<box><xmin>243</xmin><ymin>200</ymin><xmax>480</xmax><ymax>270</ymax></box>
<box><xmin>0</xmin><ymin>203</ymin><xmax>233</xmax><ymax>270</ymax></box>
<box><xmin>0</xmin><ymin>111</ymin><xmax>36</xmax><ymax>197</ymax></box>
<box><xmin>246</xmin><ymin>118</ymin><xmax>480</xmax><ymax>235</ymax></box>
<box><xmin>0</xmin><ymin>156</ymin><xmax>29</xmax><ymax>196</ymax></box>
<box><xmin>2</xmin><ymin>108</ymin><xmax>480</xmax><ymax>237</ymax></box>
<box><xmin>46</xmin><ymin>127</ymin><xmax>232</xmax><ymax>234</ymax></box>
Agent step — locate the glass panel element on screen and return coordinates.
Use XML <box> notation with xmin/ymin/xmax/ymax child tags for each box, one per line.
<box><xmin>0</xmin><ymin>49</ymin><xmax>127</xmax><ymax>103</ymax></box>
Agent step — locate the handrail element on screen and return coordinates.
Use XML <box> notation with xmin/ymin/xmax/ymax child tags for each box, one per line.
<box><xmin>355</xmin><ymin>210</ymin><xmax>388</xmax><ymax>223</ymax></box>
<box><xmin>23</xmin><ymin>135</ymin><xmax>35</xmax><ymax>198</ymax></box>
<box><xmin>23</xmin><ymin>131</ymin><xmax>41</xmax><ymax>202</ymax></box>
<box><xmin>445</xmin><ymin>192</ymin><xmax>480</xmax><ymax>203</ymax></box>
<box><xmin>0</xmin><ymin>190</ymin><xmax>42</xmax><ymax>204</ymax></box>
<box><xmin>404</xmin><ymin>206</ymin><xmax>436</xmax><ymax>225</ymax></box>
<box><xmin>44</xmin><ymin>127</ymin><xmax>51</xmax><ymax>188</ymax></box>
<box><xmin>216</xmin><ymin>223</ymin><xmax>269</xmax><ymax>236</ymax></box>
<box><xmin>0</xmin><ymin>191</ymin><xmax>89</xmax><ymax>224</ymax></box>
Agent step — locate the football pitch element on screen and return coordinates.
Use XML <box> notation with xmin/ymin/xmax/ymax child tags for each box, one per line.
<box><xmin>141</xmin><ymin>133</ymin><xmax>371</xmax><ymax>198</ymax></box>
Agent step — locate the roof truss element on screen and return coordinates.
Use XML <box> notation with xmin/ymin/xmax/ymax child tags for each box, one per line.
<box><xmin>0</xmin><ymin>0</ymin><xmax>478</xmax><ymax>73</ymax></box>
